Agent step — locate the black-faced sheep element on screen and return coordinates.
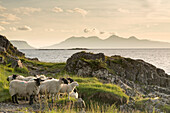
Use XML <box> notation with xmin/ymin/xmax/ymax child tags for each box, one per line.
<box><xmin>9</xmin><ymin>78</ymin><xmax>44</xmax><ymax>105</ymax></box>
<box><xmin>59</xmin><ymin>81</ymin><xmax>79</xmax><ymax>100</ymax></box>
<box><xmin>39</xmin><ymin>78</ymin><xmax>64</xmax><ymax>103</ymax></box>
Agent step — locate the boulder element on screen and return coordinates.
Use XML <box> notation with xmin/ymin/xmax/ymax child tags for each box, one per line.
<box><xmin>65</xmin><ymin>52</ymin><xmax>170</xmax><ymax>88</ymax></box>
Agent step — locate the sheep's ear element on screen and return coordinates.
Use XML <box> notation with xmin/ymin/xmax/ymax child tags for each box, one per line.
<box><xmin>41</xmin><ymin>79</ymin><xmax>45</xmax><ymax>82</ymax></box>
<box><xmin>12</xmin><ymin>74</ymin><xmax>18</xmax><ymax>79</ymax></box>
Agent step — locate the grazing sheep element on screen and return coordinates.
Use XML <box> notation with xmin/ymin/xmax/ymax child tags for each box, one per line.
<box><xmin>9</xmin><ymin>78</ymin><xmax>43</xmax><ymax>105</ymax></box>
<box><xmin>7</xmin><ymin>74</ymin><xmax>36</xmax><ymax>82</ymax></box>
<box><xmin>59</xmin><ymin>81</ymin><xmax>79</xmax><ymax>100</ymax></box>
<box><xmin>39</xmin><ymin>78</ymin><xmax>64</xmax><ymax>103</ymax></box>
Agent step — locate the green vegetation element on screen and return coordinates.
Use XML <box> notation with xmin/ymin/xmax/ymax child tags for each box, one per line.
<box><xmin>159</xmin><ymin>105</ymin><xmax>170</xmax><ymax>113</ymax></box>
<box><xmin>81</xmin><ymin>58</ymin><xmax>107</xmax><ymax>70</ymax></box>
<box><xmin>0</xmin><ymin>64</ymin><xmax>30</xmax><ymax>102</ymax></box>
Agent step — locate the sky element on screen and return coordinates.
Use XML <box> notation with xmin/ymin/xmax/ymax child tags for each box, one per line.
<box><xmin>0</xmin><ymin>0</ymin><xmax>170</xmax><ymax>48</ymax></box>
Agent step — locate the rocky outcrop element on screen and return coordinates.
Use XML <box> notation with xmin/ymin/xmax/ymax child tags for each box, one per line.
<box><xmin>65</xmin><ymin>51</ymin><xmax>170</xmax><ymax>88</ymax></box>
<box><xmin>0</xmin><ymin>35</ymin><xmax>25</xmax><ymax>57</ymax></box>
<box><xmin>66</xmin><ymin>51</ymin><xmax>170</xmax><ymax>112</ymax></box>
<box><xmin>0</xmin><ymin>35</ymin><xmax>25</xmax><ymax>68</ymax></box>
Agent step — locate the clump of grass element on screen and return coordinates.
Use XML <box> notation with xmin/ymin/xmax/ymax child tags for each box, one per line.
<box><xmin>80</xmin><ymin>58</ymin><xmax>107</xmax><ymax>70</ymax></box>
<box><xmin>71</xmin><ymin>76</ymin><xmax>129</xmax><ymax>105</ymax></box>
<box><xmin>14</xmin><ymin>66</ymin><xmax>29</xmax><ymax>74</ymax></box>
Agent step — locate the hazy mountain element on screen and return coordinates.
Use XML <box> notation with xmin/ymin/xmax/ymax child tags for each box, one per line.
<box><xmin>43</xmin><ymin>35</ymin><xmax>170</xmax><ymax>49</ymax></box>
<box><xmin>11</xmin><ymin>40</ymin><xmax>35</xmax><ymax>49</ymax></box>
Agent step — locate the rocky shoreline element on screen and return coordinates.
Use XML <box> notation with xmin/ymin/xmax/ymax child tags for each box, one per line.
<box><xmin>0</xmin><ymin>34</ymin><xmax>170</xmax><ymax>112</ymax></box>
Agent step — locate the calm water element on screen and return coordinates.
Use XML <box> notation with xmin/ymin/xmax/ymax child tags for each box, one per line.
<box><xmin>20</xmin><ymin>49</ymin><xmax>170</xmax><ymax>74</ymax></box>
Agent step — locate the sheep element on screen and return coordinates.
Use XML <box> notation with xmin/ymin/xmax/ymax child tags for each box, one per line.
<box><xmin>39</xmin><ymin>78</ymin><xmax>64</xmax><ymax>103</ymax></box>
<box><xmin>67</xmin><ymin>78</ymin><xmax>74</xmax><ymax>83</ymax></box>
<box><xmin>7</xmin><ymin>74</ymin><xmax>36</xmax><ymax>82</ymax></box>
<box><xmin>61</xmin><ymin>78</ymin><xmax>69</xmax><ymax>84</ymax></box>
<box><xmin>34</xmin><ymin>75</ymin><xmax>47</xmax><ymax>79</ymax></box>
<box><xmin>7</xmin><ymin>74</ymin><xmax>25</xmax><ymax>82</ymax></box>
<box><xmin>70</xmin><ymin>89</ymin><xmax>78</xmax><ymax>99</ymax></box>
<box><xmin>9</xmin><ymin>78</ymin><xmax>44</xmax><ymax>105</ymax></box>
<box><xmin>59</xmin><ymin>81</ymin><xmax>79</xmax><ymax>100</ymax></box>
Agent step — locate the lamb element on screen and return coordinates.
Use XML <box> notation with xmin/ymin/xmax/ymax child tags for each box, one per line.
<box><xmin>9</xmin><ymin>78</ymin><xmax>44</xmax><ymax>105</ymax></box>
<box><xmin>59</xmin><ymin>81</ymin><xmax>79</xmax><ymax>100</ymax></box>
<box><xmin>7</xmin><ymin>74</ymin><xmax>36</xmax><ymax>82</ymax></box>
<box><xmin>39</xmin><ymin>78</ymin><xmax>64</xmax><ymax>103</ymax></box>
<box><xmin>70</xmin><ymin>89</ymin><xmax>78</xmax><ymax>99</ymax></box>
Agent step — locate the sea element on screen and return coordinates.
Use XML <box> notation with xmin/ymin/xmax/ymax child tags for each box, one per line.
<box><xmin>20</xmin><ymin>49</ymin><xmax>170</xmax><ymax>74</ymax></box>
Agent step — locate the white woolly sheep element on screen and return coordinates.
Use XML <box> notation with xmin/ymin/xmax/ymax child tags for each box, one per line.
<box><xmin>59</xmin><ymin>81</ymin><xmax>79</xmax><ymax>100</ymax></box>
<box><xmin>9</xmin><ymin>78</ymin><xmax>43</xmax><ymax>105</ymax></box>
<box><xmin>39</xmin><ymin>78</ymin><xmax>64</xmax><ymax>103</ymax></box>
<box><xmin>7</xmin><ymin>74</ymin><xmax>36</xmax><ymax>82</ymax></box>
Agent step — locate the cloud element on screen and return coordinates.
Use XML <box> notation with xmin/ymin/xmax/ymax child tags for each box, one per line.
<box><xmin>84</xmin><ymin>28</ymin><xmax>116</xmax><ymax>36</ymax></box>
<box><xmin>45</xmin><ymin>28</ymin><xmax>54</xmax><ymax>32</ymax></box>
<box><xmin>84</xmin><ymin>28</ymin><xmax>100</xmax><ymax>34</ymax></box>
<box><xmin>14</xmin><ymin>7</ymin><xmax>41</xmax><ymax>15</ymax></box>
<box><xmin>0</xmin><ymin>13</ymin><xmax>20</xmax><ymax>21</ymax></box>
<box><xmin>68</xmin><ymin>8</ymin><xmax>88</xmax><ymax>16</ymax></box>
<box><xmin>0</xmin><ymin>5</ymin><xmax>6</xmax><ymax>11</ymax></box>
<box><xmin>0</xmin><ymin>26</ymin><xmax>5</xmax><ymax>31</ymax></box>
<box><xmin>0</xmin><ymin>21</ymin><xmax>10</xmax><ymax>25</ymax></box>
<box><xmin>18</xmin><ymin>25</ymin><xmax>32</xmax><ymax>31</ymax></box>
<box><xmin>9</xmin><ymin>27</ymin><xmax>17</xmax><ymax>31</ymax></box>
<box><xmin>52</xmin><ymin>7</ymin><xmax>63</xmax><ymax>13</ymax></box>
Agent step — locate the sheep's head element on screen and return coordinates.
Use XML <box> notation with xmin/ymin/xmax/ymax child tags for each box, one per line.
<box><xmin>67</xmin><ymin>78</ymin><xmax>74</xmax><ymax>83</ymax></box>
<box><xmin>34</xmin><ymin>78</ymin><xmax>44</xmax><ymax>86</ymax></box>
<box><xmin>61</xmin><ymin>78</ymin><xmax>68</xmax><ymax>84</ymax></box>
<box><xmin>59</xmin><ymin>78</ymin><xmax>65</xmax><ymax>84</ymax></box>
<box><xmin>7</xmin><ymin>74</ymin><xmax>19</xmax><ymax>82</ymax></box>
<box><xmin>71</xmin><ymin>82</ymin><xmax>79</xmax><ymax>87</ymax></box>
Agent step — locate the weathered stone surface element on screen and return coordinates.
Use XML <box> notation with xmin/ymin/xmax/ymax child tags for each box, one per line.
<box><xmin>66</xmin><ymin>51</ymin><xmax>170</xmax><ymax>88</ymax></box>
<box><xmin>0</xmin><ymin>35</ymin><xmax>25</xmax><ymax>57</ymax></box>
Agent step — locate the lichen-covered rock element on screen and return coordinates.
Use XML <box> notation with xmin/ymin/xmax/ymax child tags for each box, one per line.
<box><xmin>65</xmin><ymin>52</ymin><xmax>170</xmax><ymax>88</ymax></box>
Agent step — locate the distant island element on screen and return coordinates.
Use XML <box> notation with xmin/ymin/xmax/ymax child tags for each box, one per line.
<box><xmin>11</xmin><ymin>35</ymin><xmax>170</xmax><ymax>49</ymax></box>
<box><xmin>10</xmin><ymin>40</ymin><xmax>35</xmax><ymax>49</ymax></box>
<box><xmin>43</xmin><ymin>35</ymin><xmax>170</xmax><ymax>49</ymax></box>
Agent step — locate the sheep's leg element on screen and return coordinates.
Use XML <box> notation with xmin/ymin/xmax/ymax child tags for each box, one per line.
<box><xmin>29</xmin><ymin>95</ymin><xmax>34</xmax><ymax>105</ymax></box>
<box><xmin>57</xmin><ymin>93</ymin><xmax>60</xmax><ymax>100</ymax></box>
<box><xmin>68</xmin><ymin>93</ymin><xmax>70</xmax><ymax>100</ymax></box>
<box><xmin>34</xmin><ymin>95</ymin><xmax>37</xmax><ymax>102</ymax></box>
<box><xmin>15</xmin><ymin>95</ymin><xmax>19</xmax><ymax>104</ymax></box>
<box><xmin>12</xmin><ymin>95</ymin><xmax>15</xmax><ymax>103</ymax></box>
<box><xmin>51</xmin><ymin>94</ymin><xmax>54</xmax><ymax>104</ymax></box>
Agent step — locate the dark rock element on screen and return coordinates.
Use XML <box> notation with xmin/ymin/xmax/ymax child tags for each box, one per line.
<box><xmin>0</xmin><ymin>35</ymin><xmax>25</xmax><ymax>57</ymax></box>
<box><xmin>65</xmin><ymin>51</ymin><xmax>170</xmax><ymax>88</ymax></box>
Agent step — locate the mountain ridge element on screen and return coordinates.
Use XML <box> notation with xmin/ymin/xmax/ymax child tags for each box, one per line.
<box><xmin>10</xmin><ymin>40</ymin><xmax>35</xmax><ymax>49</ymax></box>
<box><xmin>44</xmin><ymin>35</ymin><xmax>170</xmax><ymax>49</ymax></box>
